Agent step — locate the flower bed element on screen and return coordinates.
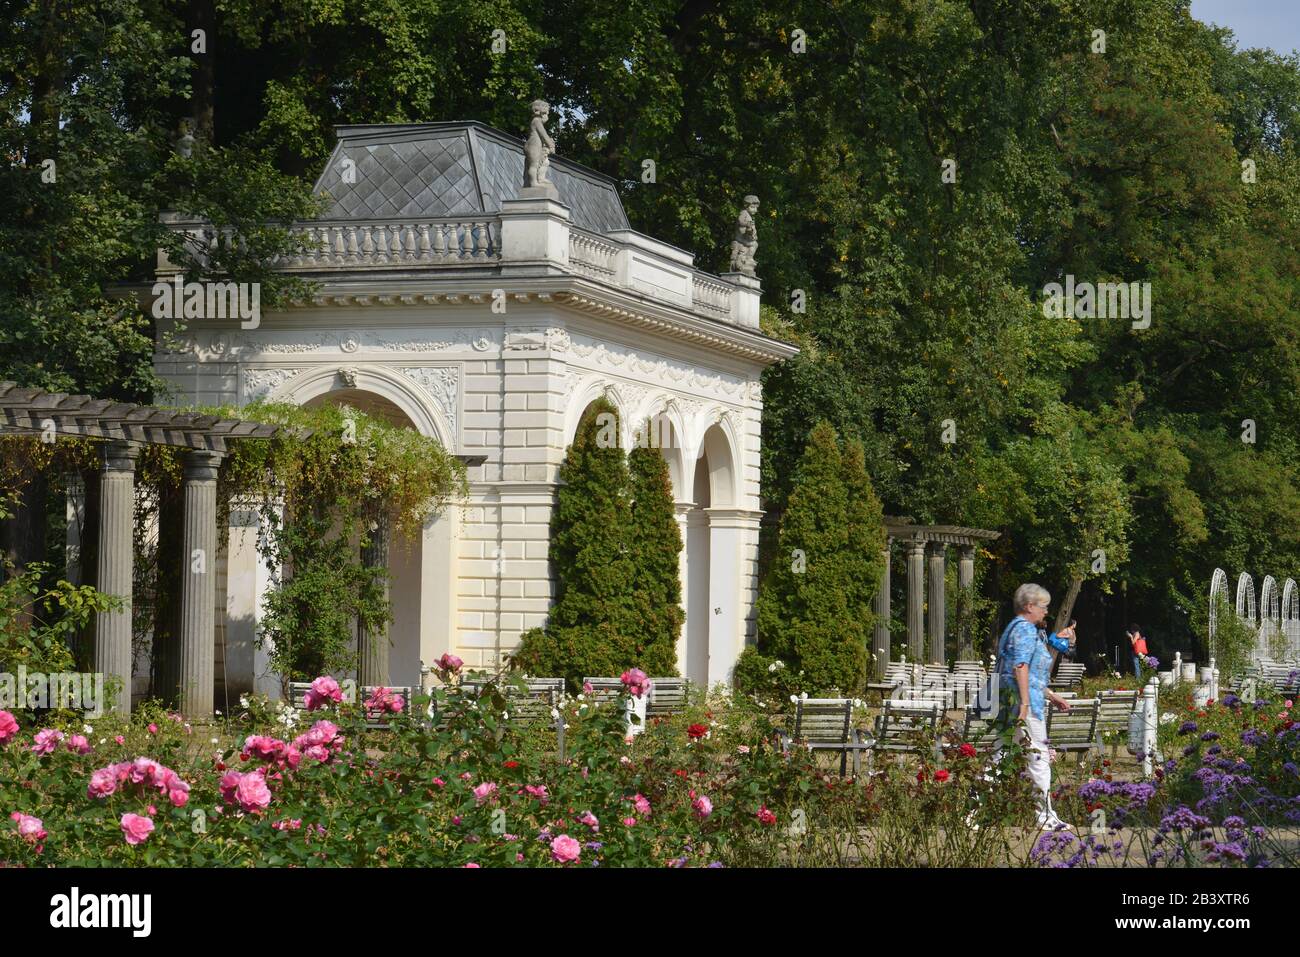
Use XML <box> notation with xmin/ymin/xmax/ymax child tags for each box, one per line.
<box><xmin>2</xmin><ymin>670</ymin><xmax>1296</xmax><ymax>867</ymax></box>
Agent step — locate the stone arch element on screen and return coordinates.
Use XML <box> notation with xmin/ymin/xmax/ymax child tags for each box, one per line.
<box><xmin>564</xmin><ymin>378</ymin><xmax>628</xmax><ymax>448</ymax></box>
<box><xmin>269</xmin><ymin>364</ymin><xmax>453</xmax><ymax>447</ymax></box>
<box><xmin>692</xmin><ymin>410</ymin><xmax>740</xmax><ymax>508</ymax></box>
<box><xmin>262</xmin><ymin>364</ymin><xmax>457</xmax><ymax>689</ymax></box>
<box><xmin>631</xmin><ymin>395</ymin><xmax>688</xmax><ymax>501</ymax></box>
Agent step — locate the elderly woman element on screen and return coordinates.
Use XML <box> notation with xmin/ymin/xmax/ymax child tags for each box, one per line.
<box><xmin>996</xmin><ymin>583</ymin><xmax>1077</xmax><ymax>830</ymax></box>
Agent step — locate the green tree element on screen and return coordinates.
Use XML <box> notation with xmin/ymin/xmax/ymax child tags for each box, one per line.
<box><xmin>627</xmin><ymin>424</ymin><xmax>684</xmax><ymax>677</ymax></box>
<box><xmin>514</xmin><ymin>399</ymin><xmax>637</xmax><ymax>688</ymax></box>
<box><xmin>755</xmin><ymin>421</ymin><xmax>880</xmax><ymax>693</ymax></box>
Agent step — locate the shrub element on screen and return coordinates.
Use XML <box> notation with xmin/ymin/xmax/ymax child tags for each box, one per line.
<box><xmin>754</xmin><ymin>422</ymin><xmax>883</xmax><ymax>693</ymax></box>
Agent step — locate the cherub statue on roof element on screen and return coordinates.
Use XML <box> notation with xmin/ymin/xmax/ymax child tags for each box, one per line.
<box><xmin>524</xmin><ymin>99</ymin><xmax>556</xmax><ymax>188</ymax></box>
<box><xmin>729</xmin><ymin>195</ymin><xmax>759</xmax><ymax>276</ymax></box>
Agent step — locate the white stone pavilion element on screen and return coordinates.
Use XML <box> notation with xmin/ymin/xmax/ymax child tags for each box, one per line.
<box><xmin>153</xmin><ymin>120</ymin><xmax>796</xmax><ymax>700</ymax></box>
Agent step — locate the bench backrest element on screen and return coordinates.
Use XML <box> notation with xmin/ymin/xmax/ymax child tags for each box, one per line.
<box><xmin>581</xmin><ymin>678</ymin><xmax>625</xmax><ymax>703</ymax></box>
<box><xmin>1095</xmin><ymin>690</ymin><xmax>1139</xmax><ymax>732</ymax></box>
<box><xmin>1046</xmin><ymin>697</ymin><xmax>1100</xmax><ymax>747</ymax></box>
<box><xmin>792</xmin><ymin>698</ymin><xmax>854</xmax><ymax>743</ymax></box>
<box><xmin>875</xmin><ymin>700</ymin><xmax>941</xmax><ymax>749</ymax></box>
<box><xmin>647</xmin><ymin>678</ymin><xmax>688</xmax><ymax>715</ymax></box>
<box><xmin>960</xmin><ymin>705</ymin><xmax>1002</xmax><ymax>748</ymax></box>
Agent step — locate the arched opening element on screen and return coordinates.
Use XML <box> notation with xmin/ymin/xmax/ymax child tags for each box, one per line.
<box><xmin>300</xmin><ymin>388</ymin><xmax>423</xmax><ymax>687</ymax></box>
<box><xmin>684</xmin><ymin>421</ymin><xmax>738</xmax><ymax>687</ymax></box>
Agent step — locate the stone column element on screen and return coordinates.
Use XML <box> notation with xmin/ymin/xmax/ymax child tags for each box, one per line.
<box><xmin>927</xmin><ymin>542</ymin><xmax>947</xmax><ymax>664</ymax></box>
<box><xmin>872</xmin><ymin>541</ymin><xmax>891</xmax><ymax>679</ymax></box>
<box><xmin>673</xmin><ymin>502</ymin><xmax>693</xmax><ymax>677</ymax></box>
<box><xmin>957</xmin><ymin>544</ymin><xmax>976</xmax><ymax>660</ymax></box>
<box><xmin>94</xmin><ymin>441</ymin><xmax>140</xmax><ymax>715</ymax></box>
<box><xmin>358</xmin><ymin>508</ymin><xmax>391</xmax><ymax>687</ymax></box>
<box><xmin>705</xmin><ymin>508</ymin><xmax>749</xmax><ymax>688</ymax></box>
<box><xmin>905</xmin><ymin>539</ymin><xmax>926</xmax><ymax>664</ymax></box>
<box><xmin>178</xmin><ymin>450</ymin><xmax>222</xmax><ymax>716</ymax></box>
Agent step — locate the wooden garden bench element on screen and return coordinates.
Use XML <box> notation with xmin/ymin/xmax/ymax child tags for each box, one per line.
<box><xmin>647</xmin><ymin>678</ymin><xmax>689</xmax><ymax>718</ymax></box>
<box><xmin>1050</xmin><ymin>661</ymin><xmax>1086</xmax><ymax>690</ymax></box>
<box><xmin>581</xmin><ymin>677</ymin><xmax>625</xmax><ymax>704</ymax></box>
<box><xmin>958</xmin><ymin>704</ymin><xmax>1004</xmax><ymax>753</ymax></box>
<box><xmin>1046</xmin><ymin>697</ymin><xmax>1100</xmax><ymax>762</ymax></box>
<box><xmin>286</xmin><ymin>682</ymin><xmax>420</xmax><ymax>730</ymax></box>
<box><xmin>460</xmin><ymin>675</ymin><xmax>568</xmax><ymax>758</ymax></box>
<box><xmin>1094</xmin><ymin>690</ymin><xmax>1140</xmax><ymax>758</ymax></box>
<box><xmin>777</xmin><ymin>698</ymin><xmax>874</xmax><ymax>777</ymax></box>
<box><xmin>873</xmin><ymin>700</ymin><xmax>942</xmax><ymax>756</ymax></box>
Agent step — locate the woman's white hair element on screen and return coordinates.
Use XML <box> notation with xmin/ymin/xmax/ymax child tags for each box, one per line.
<box><xmin>1014</xmin><ymin>583</ymin><xmax>1051</xmax><ymax>612</ymax></box>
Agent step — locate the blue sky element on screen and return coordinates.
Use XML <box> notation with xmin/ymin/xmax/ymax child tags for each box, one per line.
<box><xmin>1191</xmin><ymin>0</ymin><xmax>1300</xmax><ymax>56</ymax></box>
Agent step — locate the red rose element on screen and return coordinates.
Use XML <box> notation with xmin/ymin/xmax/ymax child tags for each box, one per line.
<box><xmin>503</xmin><ymin>760</ymin><xmax>519</xmax><ymax>769</ymax></box>
<box><xmin>687</xmin><ymin>724</ymin><xmax>709</xmax><ymax>740</ymax></box>
<box><xmin>959</xmin><ymin>743</ymin><xmax>977</xmax><ymax>758</ymax></box>
<box><xmin>934</xmin><ymin>769</ymin><xmax>950</xmax><ymax>782</ymax></box>
<box><xmin>239</xmin><ymin>753</ymin><xmax>250</xmax><ymax>762</ymax></box>
<box><xmin>916</xmin><ymin>770</ymin><xmax>927</xmax><ymax>783</ymax></box>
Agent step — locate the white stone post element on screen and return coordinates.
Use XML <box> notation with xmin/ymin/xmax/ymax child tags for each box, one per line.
<box><xmin>719</xmin><ymin>272</ymin><xmax>761</xmax><ymax>329</ymax></box>
<box><xmin>1141</xmin><ymin>676</ymin><xmax>1159</xmax><ymax>778</ymax></box>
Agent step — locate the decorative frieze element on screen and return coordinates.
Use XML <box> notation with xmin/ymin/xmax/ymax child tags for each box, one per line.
<box><xmin>398</xmin><ymin>367</ymin><xmax>460</xmax><ymax>438</ymax></box>
<box><xmin>243</xmin><ymin>368</ymin><xmax>303</xmax><ymax>401</ymax></box>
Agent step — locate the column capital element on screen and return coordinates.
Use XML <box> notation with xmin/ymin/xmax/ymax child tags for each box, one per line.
<box><xmin>926</xmin><ymin>539</ymin><xmax>947</xmax><ymax>557</ymax></box>
<box><xmin>100</xmin><ymin>440</ymin><xmax>141</xmax><ymax>472</ymax></box>
<box><xmin>904</xmin><ymin>538</ymin><xmax>927</xmax><ymax>558</ymax></box>
<box><xmin>182</xmin><ymin>449</ymin><xmax>225</xmax><ymax>482</ymax></box>
<box><xmin>957</xmin><ymin>543</ymin><xmax>976</xmax><ymax>560</ymax></box>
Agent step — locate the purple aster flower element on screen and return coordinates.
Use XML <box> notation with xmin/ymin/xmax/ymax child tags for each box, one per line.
<box><xmin>1200</xmin><ymin>731</ymin><xmax>1220</xmax><ymax>741</ymax></box>
<box><xmin>1178</xmin><ymin>721</ymin><xmax>1198</xmax><ymax>735</ymax></box>
<box><xmin>1242</xmin><ymin>728</ymin><xmax>1267</xmax><ymax>747</ymax></box>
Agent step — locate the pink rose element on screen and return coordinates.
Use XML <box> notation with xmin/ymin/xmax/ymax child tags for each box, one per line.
<box><xmin>463</xmin><ymin>862</ymin><xmax>480</xmax><ymax>868</ymax></box>
<box><xmin>472</xmin><ymin>782</ymin><xmax>498</xmax><ymax>805</ymax></box>
<box><xmin>66</xmin><ymin>735</ymin><xmax>92</xmax><ymax>755</ymax></box>
<box><xmin>524</xmin><ymin>784</ymin><xmax>548</xmax><ymax>803</ymax></box>
<box><xmin>550</xmin><ymin>834</ymin><xmax>581</xmax><ymax>863</ymax></box>
<box><xmin>622</xmin><ymin>817</ymin><xmax>637</xmax><ymax>827</ymax></box>
<box><xmin>577</xmin><ymin>811</ymin><xmax>599</xmax><ymax>831</ymax></box>
<box><xmin>235</xmin><ymin>771</ymin><xmax>272</xmax><ymax>813</ymax></box>
<box><xmin>582</xmin><ymin>681</ymin><xmax>594</xmax><ymax>694</ymax></box>
<box><xmin>633</xmin><ymin>793</ymin><xmax>651</xmax><ymax>816</ymax></box>
<box><xmin>31</xmin><ymin>728</ymin><xmax>63</xmax><ymax>755</ymax></box>
<box><xmin>114</xmin><ymin>735</ymin><xmax>125</xmax><ymax>746</ymax></box>
<box><xmin>219</xmin><ymin>770</ymin><xmax>245</xmax><ymax>805</ymax></box>
<box><xmin>437</xmin><ymin>653</ymin><xmax>463</xmax><ymax>674</ymax></box>
<box><xmin>692</xmin><ymin>795</ymin><xmax>713</xmax><ymax>819</ymax></box>
<box><xmin>11</xmin><ymin>811</ymin><xmax>47</xmax><ymax>843</ymax></box>
<box><xmin>757</xmin><ymin>805</ymin><xmax>777</xmax><ymax>826</ymax></box>
<box><xmin>304</xmin><ymin>675</ymin><xmax>344</xmax><ymax>711</ymax></box>
<box><xmin>620</xmin><ymin>668</ymin><xmax>651</xmax><ymax>698</ymax></box>
<box><xmin>432</xmin><ymin>777</ymin><xmax>446</xmax><ymax>788</ymax></box>
<box><xmin>147</xmin><ymin>723</ymin><xmax>159</xmax><ymax>735</ymax></box>
<box><xmin>0</xmin><ymin>710</ymin><xmax>19</xmax><ymax>744</ymax></box>
<box><xmin>120</xmin><ymin>813</ymin><xmax>154</xmax><ymax>845</ymax></box>
<box><xmin>87</xmin><ymin>768</ymin><xmax>118</xmax><ymax>799</ymax></box>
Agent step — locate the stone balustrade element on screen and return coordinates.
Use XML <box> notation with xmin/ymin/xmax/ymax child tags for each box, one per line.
<box><xmin>159</xmin><ymin>210</ymin><xmax>759</xmax><ymax>329</ymax></box>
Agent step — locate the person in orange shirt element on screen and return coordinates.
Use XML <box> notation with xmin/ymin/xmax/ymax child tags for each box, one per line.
<box><xmin>1127</xmin><ymin>625</ymin><xmax>1148</xmax><ymax>679</ymax></box>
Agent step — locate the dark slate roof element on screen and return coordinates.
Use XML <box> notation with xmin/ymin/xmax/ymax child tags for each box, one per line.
<box><xmin>312</xmin><ymin>122</ymin><xmax>630</xmax><ymax>234</ymax></box>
